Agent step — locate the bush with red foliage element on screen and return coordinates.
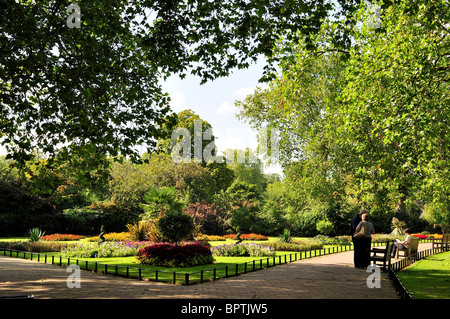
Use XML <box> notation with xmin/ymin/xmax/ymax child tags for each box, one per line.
<box><xmin>184</xmin><ymin>202</ymin><xmax>225</xmax><ymax>235</ymax></box>
<box><xmin>136</xmin><ymin>242</ymin><xmax>215</xmax><ymax>267</ymax></box>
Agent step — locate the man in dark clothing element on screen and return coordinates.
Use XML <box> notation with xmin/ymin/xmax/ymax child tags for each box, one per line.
<box><xmin>351</xmin><ymin>209</ymin><xmax>366</xmax><ymax>268</ymax></box>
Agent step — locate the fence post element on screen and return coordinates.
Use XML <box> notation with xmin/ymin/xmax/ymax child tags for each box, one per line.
<box><xmin>185</xmin><ymin>273</ymin><xmax>189</xmax><ymax>285</ymax></box>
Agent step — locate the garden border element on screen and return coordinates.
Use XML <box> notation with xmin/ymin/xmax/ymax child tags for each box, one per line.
<box><xmin>0</xmin><ymin>242</ymin><xmax>396</xmax><ymax>285</ymax></box>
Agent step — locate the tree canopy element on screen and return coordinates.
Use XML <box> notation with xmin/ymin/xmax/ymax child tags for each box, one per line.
<box><xmin>1</xmin><ymin>0</ymin><xmax>361</xmax><ymax>175</ymax></box>
<box><xmin>237</xmin><ymin>0</ymin><xmax>450</xmax><ymax>227</ymax></box>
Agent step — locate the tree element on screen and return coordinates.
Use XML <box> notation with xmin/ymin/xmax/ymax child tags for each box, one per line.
<box><xmin>338</xmin><ymin>0</ymin><xmax>450</xmax><ymax>212</ymax></box>
<box><xmin>226</xmin><ymin>148</ymin><xmax>269</xmax><ymax>194</ymax></box>
<box><xmin>184</xmin><ymin>202</ymin><xmax>226</xmax><ymax>235</ymax></box>
<box><xmin>237</xmin><ymin>0</ymin><xmax>449</xmax><ymax>220</ymax></box>
<box><xmin>157</xmin><ymin>211</ymin><xmax>195</xmax><ymax>244</ymax></box>
<box><xmin>158</xmin><ymin>109</ymin><xmax>218</xmax><ymax>165</ymax></box>
<box><xmin>2</xmin><ymin>0</ymin><xmax>360</xmax><ymax>176</ymax></box>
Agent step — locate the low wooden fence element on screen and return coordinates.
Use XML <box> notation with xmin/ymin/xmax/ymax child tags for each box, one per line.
<box><xmin>0</xmin><ymin>243</ymin><xmax>388</xmax><ymax>285</ymax></box>
<box><xmin>4</xmin><ymin>241</ymin><xmax>435</xmax><ymax>288</ymax></box>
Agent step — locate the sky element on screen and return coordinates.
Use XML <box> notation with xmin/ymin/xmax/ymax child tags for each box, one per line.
<box><xmin>0</xmin><ymin>56</ymin><xmax>282</xmax><ymax>175</ymax></box>
<box><xmin>160</xmin><ymin>57</ymin><xmax>282</xmax><ymax>175</ymax></box>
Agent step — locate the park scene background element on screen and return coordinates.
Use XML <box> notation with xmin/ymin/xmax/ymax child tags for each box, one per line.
<box><xmin>0</xmin><ymin>0</ymin><xmax>449</xmax><ymax>300</ymax></box>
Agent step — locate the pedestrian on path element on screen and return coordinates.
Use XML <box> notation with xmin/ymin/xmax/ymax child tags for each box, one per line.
<box><xmin>351</xmin><ymin>209</ymin><xmax>365</xmax><ymax>268</ymax></box>
<box><xmin>355</xmin><ymin>213</ymin><xmax>375</xmax><ymax>268</ymax></box>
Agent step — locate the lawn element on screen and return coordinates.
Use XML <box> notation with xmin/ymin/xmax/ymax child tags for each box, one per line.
<box><xmin>396</xmin><ymin>251</ymin><xmax>450</xmax><ymax>299</ymax></box>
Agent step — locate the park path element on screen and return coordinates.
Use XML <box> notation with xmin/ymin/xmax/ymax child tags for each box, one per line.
<box><xmin>0</xmin><ymin>243</ymin><xmax>433</xmax><ymax>300</ymax></box>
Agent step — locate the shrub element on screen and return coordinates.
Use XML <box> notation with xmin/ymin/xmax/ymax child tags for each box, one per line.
<box><xmin>278</xmin><ymin>229</ymin><xmax>292</xmax><ymax>243</ymax></box>
<box><xmin>316</xmin><ymin>219</ymin><xmax>333</xmax><ymax>236</ymax></box>
<box><xmin>62</xmin><ymin>203</ymin><xmax>140</xmax><ymax>235</ymax></box>
<box><xmin>26</xmin><ymin>228</ymin><xmax>45</xmax><ymax>242</ymax></box>
<box><xmin>211</xmin><ymin>242</ymin><xmax>275</xmax><ymax>257</ymax></box>
<box><xmin>41</xmin><ymin>234</ymin><xmax>86</xmax><ymax>241</ymax></box>
<box><xmin>157</xmin><ymin>212</ymin><xmax>196</xmax><ymax>244</ymax></box>
<box><xmin>126</xmin><ymin>221</ymin><xmax>153</xmax><ymax>241</ymax></box>
<box><xmin>136</xmin><ymin>242</ymin><xmax>215</xmax><ymax>267</ymax></box>
<box><xmin>145</xmin><ymin>219</ymin><xmax>165</xmax><ymax>243</ymax></box>
<box><xmin>184</xmin><ymin>202</ymin><xmax>226</xmax><ymax>235</ymax></box>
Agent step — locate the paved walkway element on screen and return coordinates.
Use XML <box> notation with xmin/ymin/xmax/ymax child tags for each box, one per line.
<box><xmin>0</xmin><ymin>243</ymin><xmax>433</xmax><ymax>300</ymax></box>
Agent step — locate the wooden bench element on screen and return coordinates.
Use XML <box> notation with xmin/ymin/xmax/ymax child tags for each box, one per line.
<box><xmin>396</xmin><ymin>236</ymin><xmax>419</xmax><ymax>258</ymax></box>
<box><xmin>369</xmin><ymin>241</ymin><xmax>394</xmax><ymax>272</ymax></box>
<box><xmin>431</xmin><ymin>234</ymin><xmax>449</xmax><ymax>251</ymax></box>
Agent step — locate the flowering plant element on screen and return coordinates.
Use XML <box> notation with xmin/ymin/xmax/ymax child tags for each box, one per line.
<box><xmin>211</xmin><ymin>242</ymin><xmax>275</xmax><ymax>257</ymax></box>
<box><xmin>41</xmin><ymin>234</ymin><xmax>86</xmax><ymax>241</ymax></box>
<box><xmin>411</xmin><ymin>233</ymin><xmax>442</xmax><ymax>240</ymax></box>
<box><xmin>87</xmin><ymin>232</ymin><xmax>132</xmax><ymax>242</ymax></box>
<box><xmin>195</xmin><ymin>234</ymin><xmax>227</xmax><ymax>241</ymax></box>
<box><xmin>60</xmin><ymin>241</ymin><xmax>149</xmax><ymax>258</ymax></box>
<box><xmin>224</xmin><ymin>233</ymin><xmax>268</xmax><ymax>241</ymax></box>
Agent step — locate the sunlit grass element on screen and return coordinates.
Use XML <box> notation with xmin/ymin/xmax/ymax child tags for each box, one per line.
<box><xmin>396</xmin><ymin>251</ymin><xmax>450</xmax><ymax>299</ymax></box>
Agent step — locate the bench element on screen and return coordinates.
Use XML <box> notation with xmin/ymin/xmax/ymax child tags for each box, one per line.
<box><xmin>396</xmin><ymin>236</ymin><xmax>419</xmax><ymax>258</ymax></box>
<box><xmin>369</xmin><ymin>241</ymin><xmax>394</xmax><ymax>272</ymax></box>
<box><xmin>431</xmin><ymin>234</ymin><xmax>449</xmax><ymax>251</ymax></box>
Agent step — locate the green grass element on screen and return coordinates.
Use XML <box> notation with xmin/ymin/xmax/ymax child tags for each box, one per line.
<box><xmin>396</xmin><ymin>251</ymin><xmax>450</xmax><ymax>299</ymax></box>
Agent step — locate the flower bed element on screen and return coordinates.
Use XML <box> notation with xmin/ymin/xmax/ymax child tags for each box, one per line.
<box><xmin>41</xmin><ymin>234</ymin><xmax>86</xmax><ymax>241</ymax></box>
<box><xmin>60</xmin><ymin>241</ymin><xmax>149</xmax><ymax>258</ymax></box>
<box><xmin>224</xmin><ymin>233</ymin><xmax>268</xmax><ymax>241</ymax></box>
<box><xmin>136</xmin><ymin>242</ymin><xmax>215</xmax><ymax>267</ymax></box>
<box><xmin>212</xmin><ymin>242</ymin><xmax>276</xmax><ymax>257</ymax></box>
<box><xmin>0</xmin><ymin>241</ymin><xmax>76</xmax><ymax>252</ymax></box>
<box><xmin>411</xmin><ymin>233</ymin><xmax>442</xmax><ymax>240</ymax></box>
<box><xmin>87</xmin><ymin>232</ymin><xmax>132</xmax><ymax>242</ymax></box>
<box><xmin>196</xmin><ymin>234</ymin><xmax>227</xmax><ymax>241</ymax></box>
<box><xmin>265</xmin><ymin>239</ymin><xmax>323</xmax><ymax>252</ymax></box>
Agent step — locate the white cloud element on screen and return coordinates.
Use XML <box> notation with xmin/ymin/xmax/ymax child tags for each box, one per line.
<box><xmin>216</xmin><ymin>101</ymin><xmax>237</xmax><ymax>115</ymax></box>
<box><xmin>169</xmin><ymin>92</ymin><xmax>187</xmax><ymax>113</ymax></box>
<box><xmin>234</xmin><ymin>86</ymin><xmax>256</xmax><ymax>99</ymax></box>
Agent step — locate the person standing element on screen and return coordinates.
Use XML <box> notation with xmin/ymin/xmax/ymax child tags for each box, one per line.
<box><xmin>351</xmin><ymin>209</ymin><xmax>365</xmax><ymax>268</ymax></box>
<box><xmin>355</xmin><ymin>213</ymin><xmax>375</xmax><ymax>268</ymax></box>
